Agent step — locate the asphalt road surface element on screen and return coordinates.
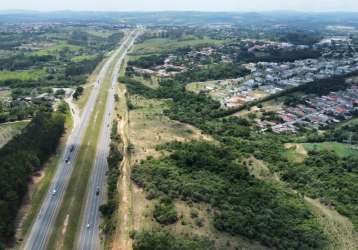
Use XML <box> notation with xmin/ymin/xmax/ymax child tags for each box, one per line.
<box><xmin>77</xmin><ymin>30</ymin><xmax>139</xmax><ymax>250</ymax></box>
<box><xmin>23</xmin><ymin>31</ymin><xmax>136</xmax><ymax>250</ymax></box>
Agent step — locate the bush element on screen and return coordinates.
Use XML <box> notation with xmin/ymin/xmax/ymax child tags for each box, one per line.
<box><xmin>153</xmin><ymin>197</ymin><xmax>178</xmax><ymax>225</ymax></box>
<box><xmin>133</xmin><ymin>229</ymin><xmax>215</xmax><ymax>250</ymax></box>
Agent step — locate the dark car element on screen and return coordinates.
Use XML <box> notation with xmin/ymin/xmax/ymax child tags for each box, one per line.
<box><xmin>96</xmin><ymin>186</ymin><xmax>100</xmax><ymax>196</ymax></box>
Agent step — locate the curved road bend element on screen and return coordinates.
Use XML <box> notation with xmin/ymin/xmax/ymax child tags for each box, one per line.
<box><xmin>23</xmin><ymin>31</ymin><xmax>135</xmax><ymax>250</ymax></box>
<box><xmin>77</xmin><ymin>30</ymin><xmax>139</xmax><ymax>250</ymax></box>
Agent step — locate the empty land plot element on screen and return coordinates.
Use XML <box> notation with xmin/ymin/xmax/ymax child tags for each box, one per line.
<box><xmin>131</xmin><ymin>37</ymin><xmax>225</xmax><ymax>55</ymax></box>
<box><xmin>128</xmin><ymin>95</ymin><xmax>209</xmax><ymax>163</ymax></box>
<box><xmin>0</xmin><ymin>69</ymin><xmax>46</xmax><ymax>81</ymax></box>
<box><xmin>302</xmin><ymin>142</ymin><xmax>358</xmax><ymax>158</ymax></box>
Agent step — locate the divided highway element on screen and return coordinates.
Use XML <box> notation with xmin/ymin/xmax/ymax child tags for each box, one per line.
<box><xmin>77</xmin><ymin>30</ymin><xmax>139</xmax><ymax>250</ymax></box>
<box><xmin>23</xmin><ymin>31</ymin><xmax>137</xmax><ymax>250</ymax></box>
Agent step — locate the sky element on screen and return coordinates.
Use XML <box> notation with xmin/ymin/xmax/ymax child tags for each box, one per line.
<box><xmin>1</xmin><ymin>0</ymin><xmax>358</xmax><ymax>12</ymax></box>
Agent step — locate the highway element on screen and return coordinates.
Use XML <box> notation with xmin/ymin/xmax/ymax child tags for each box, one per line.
<box><xmin>77</xmin><ymin>30</ymin><xmax>139</xmax><ymax>250</ymax></box>
<box><xmin>23</xmin><ymin>31</ymin><xmax>136</xmax><ymax>250</ymax></box>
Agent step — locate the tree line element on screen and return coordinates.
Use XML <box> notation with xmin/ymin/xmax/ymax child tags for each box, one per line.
<box><xmin>0</xmin><ymin>111</ymin><xmax>65</xmax><ymax>247</ymax></box>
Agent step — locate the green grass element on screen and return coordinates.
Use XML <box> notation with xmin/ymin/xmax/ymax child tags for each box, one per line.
<box><xmin>0</xmin><ymin>69</ymin><xmax>46</xmax><ymax>81</ymax></box>
<box><xmin>71</xmin><ymin>54</ymin><xmax>98</xmax><ymax>63</ymax></box>
<box><xmin>33</xmin><ymin>42</ymin><xmax>81</xmax><ymax>56</ymax></box>
<box><xmin>303</xmin><ymin>142</ymin><xmax>358</xmax><ymax>158</ymax></box>
<box><xmin>132</xmin><ymin>36</ymin><xmax>225</xmax><ymax>55</ymax></box>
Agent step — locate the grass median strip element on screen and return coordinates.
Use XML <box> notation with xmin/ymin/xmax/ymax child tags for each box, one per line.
<box><xmin>46</xmin><ymin>43</ymin><xmax>128</xmax><ymax>250</ymax></box>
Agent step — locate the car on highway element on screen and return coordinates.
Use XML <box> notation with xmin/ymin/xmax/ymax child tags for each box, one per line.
<box><xmin>70</xmin><ymin>145</ymin><xmax>75</xmax><ymax>152</ymax></box>
<box><xmin>65</xmin><ymin>157</ymin><xmax>70</xmax><ymax>164</ymax></box>
<box><xmin>86</xmin><ymin>223</ymin><xmax>90</xmax><ymax>229</ymax></box>
<box><xmin>96</xmin><ymin>186</ymin><xmax>100</xmax><ymax>196</ymax></box>
<box><xmin>52</xmin><ymin>189</ymin><xmax>57</xmax><ymax>196</ymax></box>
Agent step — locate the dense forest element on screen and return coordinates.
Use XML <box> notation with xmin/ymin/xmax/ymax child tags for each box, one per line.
<box><xmin>0</xmin><ymin>111</ymin><xmax>65</xmax><ymax>247</ymax></box>
<box><xmin>132</xmin><ymin>141</ymin><xmax>326</xmax><ymax>249</ymax></box>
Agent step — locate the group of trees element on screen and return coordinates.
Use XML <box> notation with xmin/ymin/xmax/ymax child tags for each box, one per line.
<box><xmin>72</xmin><ymin>86</ymin><xmax>84</xmax><ymax>100</ymax></box>
<box><xmin>132</xmin><ymin>141</ymin><xmax>327</xmax><ymax>249</ymax></box>
<box><xmin>0</xmin><ymin>54</ymin><xmax>53</xmax><ymax>71</ymax></box>
<box><xmin>99</xmin><ymin>121</ymin><xmax>123</xmax><ymax>235</ymax></box>
<box><xmin>153</xmin><ymin>197</ymin><xmax>178</xmax><ymax>225</ymax></box>
<box><xmin>65</xmin><ymin>55</ymin><xmax>103</xmax><ymax>77</ymax></box>
<box><xmin>0</xmin><ymin>100</ymin><xmax>36</xmax><ymax>123</ymax></box>
<box><xmin>278</xmin><ymin>31</ymin><xmax>322</xmax><ymax>46</ymax></box>
<box><xmin>0</xmin><ymin>111</ymin><xmax>65</xmax><ymax>246</ymax></box>
<box><xmin>69</xmin><ymin>30</ymin><xmax>124</xmax><ymax>52</ymax></box>
<box><xmin>327</xmin><ymin>122</ymin><xmax>358</xmax><ymax>144</ymax></box>
<box><xmin>128</xmin><ymin>54</ymin><xmax>168</xmax><ymax>69</ymax></box>
<box><xmin>232</xmin><ymin>132</ymin><xmax>358</xmax><ymax>230</ymax></box>
<box><xmin>132</xmin><ymin>229</ymin><xmax>215</xmax><ymax>250</ymax></box>
<box><xmin>282</xmin><ymin>150</ymin><xmax>358</xmax><ymax>228</ymax></box>
<box><xmin>173</xmin><ymin>63</ymin><xmax>250</xmax><ymax>83</ymax></box>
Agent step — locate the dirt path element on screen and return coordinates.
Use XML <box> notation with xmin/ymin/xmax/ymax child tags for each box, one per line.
<box><xmin>112</xmin><ymin>85</ymin><xmax>133</xmax><ymax>250</ymax></box>
<box><xmin>64</xmin><ymin>92</ymin><xmax>80</xmax><ymax>130</ymax></box>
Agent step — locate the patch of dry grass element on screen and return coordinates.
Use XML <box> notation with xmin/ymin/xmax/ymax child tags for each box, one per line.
<box><xmin>305</xmin><ymin>197</ymin><xmax>358</xmax><ymax>250</ymax></box>
<box><xmin>128</xmin><ymin>95</ymin><xmax>209</xmax><ymax>163</ymax></box>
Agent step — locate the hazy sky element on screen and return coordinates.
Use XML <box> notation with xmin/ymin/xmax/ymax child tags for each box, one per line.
<box><xmin>1</xmin><ymin>0</ymin><xmax>358</xmax><ymax>12</ymax></box>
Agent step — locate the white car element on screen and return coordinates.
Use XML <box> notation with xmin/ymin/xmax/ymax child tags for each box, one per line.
<box><xmin>86</xmin><ymin>223</ymin><xmax>90</xmax><ymax>229</ymax></box>
<box><xmin>52</xmin><ymin>189</ymin><xmax>57</xmax><ymax>196</ymax></box>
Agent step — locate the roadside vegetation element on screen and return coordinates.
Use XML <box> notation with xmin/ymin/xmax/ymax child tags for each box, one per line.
<box><xmin>100</xmin><ymin>120</ymin><xmax>123</xmax><ymax>236</ymax></box>
<box><xmin>119</xmin><ymin>28</ymin><xmax>358</xmax><ymax>249</ymax></box>
<box><xmin>0</xmin><ymin>111</ymin><xmax>65</xmax><ymax>248</ymax></box>
<box><xmin>132</xmin><ymin>228</ymin><xmax>215</xmax><ymax>250</ymax></box>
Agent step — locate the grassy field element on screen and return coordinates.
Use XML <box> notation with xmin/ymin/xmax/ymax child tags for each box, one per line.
<box><xmin>0</xmin><ymin>69</ymin><xmax>46</xmax><ymax>81</ymax></box>
<box><xmin>302</xmin><ymin>142</ymin><xmax>358</xmax><ymax>158</ymax></box>
<box><xmin>33</xmin><ymin>42</ymin><xmax>81</xmax><ymax>56</ymax></box>
<box><xmin>0</xmin><ymin>121</ymin><xmax>29</xmax><ymax>148</ymax></box>
<box><xmin>70</xmin><ymin>54</ymin><xmax>98</xmax><ymax>63</ymax></box>
<box><xmin>131</xmin><ymin>37</ymin><xmax>225</xmax><ymax>55</ymax></box>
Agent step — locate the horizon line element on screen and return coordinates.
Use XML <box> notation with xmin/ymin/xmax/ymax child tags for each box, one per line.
<box><xmin>1</xmin><ymin>9</ymin><xmax>358</xmax><ymax>13</ymax></box>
